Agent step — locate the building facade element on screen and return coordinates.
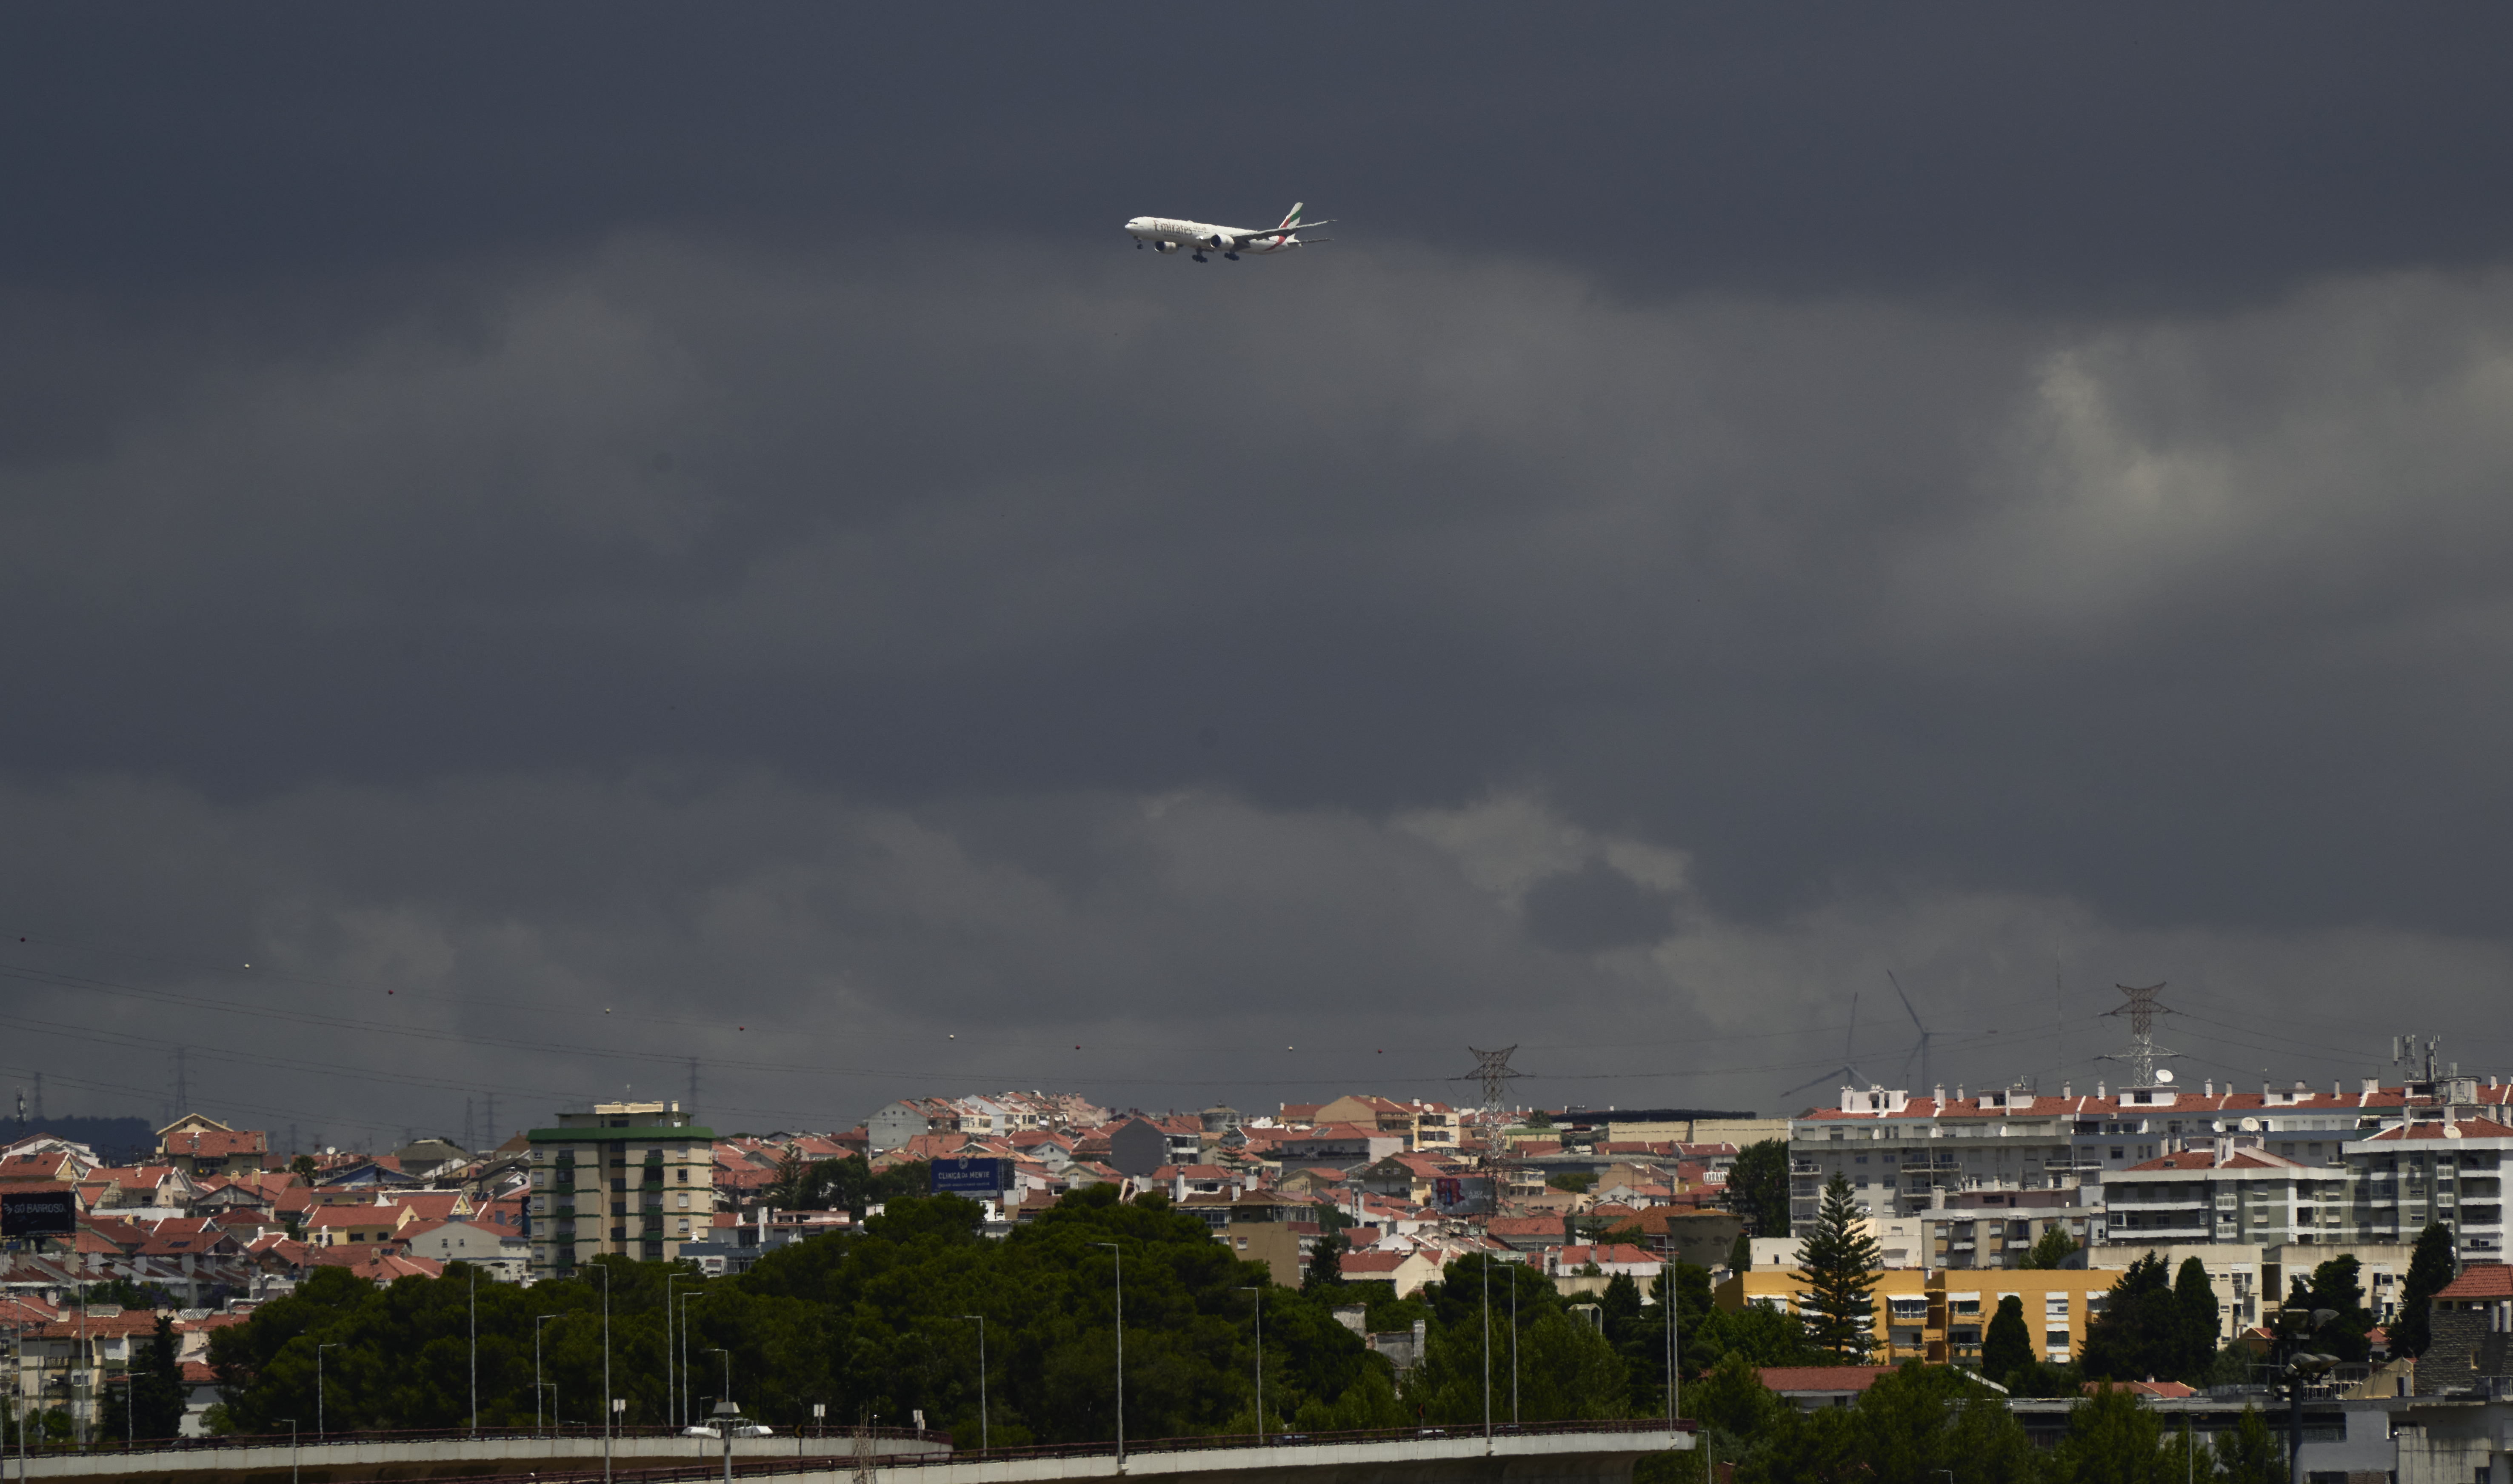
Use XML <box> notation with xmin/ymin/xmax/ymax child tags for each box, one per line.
<box><xmin>526</xmin><ymin>1101</ymin><xmax>714</xmax><ymax>1278</ymax></box>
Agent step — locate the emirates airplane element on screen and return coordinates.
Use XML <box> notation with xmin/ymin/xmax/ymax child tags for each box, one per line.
<box><xmin>1125</xmin><ymin>203</ymin><xmax>1333</xmax><ymax>260</ymax></box>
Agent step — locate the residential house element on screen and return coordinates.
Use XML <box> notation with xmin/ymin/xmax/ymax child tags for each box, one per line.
<box><xmin>157</xmin><ymin>1120</ymin><xmax>269</xmax><ymax>1180</ymax></box>
<box><xmin>1338</xmin><ymin>1248</ymin><xmax>1445</xmax><ymax>1299</ymax></box>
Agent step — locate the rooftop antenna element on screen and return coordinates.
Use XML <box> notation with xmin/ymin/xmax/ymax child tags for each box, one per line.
<box><xmin>2100</xmin><ymin>983</ymin><xmax>2178</xmax><ymax>1086</ymax></box>
<box><xmin>1465</xmin><ymin>1047</ymin><xmax>1523</xmax><ymax>1110</ymax></box>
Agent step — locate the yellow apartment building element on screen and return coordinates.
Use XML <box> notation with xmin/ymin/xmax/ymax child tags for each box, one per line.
<box><xmin>1715</xmin><ymin>1265</ymin><xmax>2123</xmax><ymax>1367</ymax></box>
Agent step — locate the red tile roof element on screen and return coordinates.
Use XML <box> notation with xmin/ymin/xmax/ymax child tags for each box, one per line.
<box><xmin>2435</xmin><ymin>1263</ymin><xmax>2513</xmax><ymax>1301</ymax></box>
<box><xmin>1759</xmin><ymin>1366</ymin><xmax>1893</xmax><ymax>1393</ymax></box>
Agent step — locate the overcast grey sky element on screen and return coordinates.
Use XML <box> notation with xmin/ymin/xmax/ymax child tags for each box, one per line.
<box><xmin>6</xmin><ymin>8</ymin><xmax>2513</xmax><ymax>1147</ymax></box>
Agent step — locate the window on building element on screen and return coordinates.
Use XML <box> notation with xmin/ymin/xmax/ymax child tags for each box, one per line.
<box><xmin>2111</xmin><ymin>1148</ymin><xmax>2125</xmax><ymax>1160</ymax></box>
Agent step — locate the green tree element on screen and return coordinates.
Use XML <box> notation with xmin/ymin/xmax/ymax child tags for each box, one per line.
<box><xmin>132</xmin><ymin>1314</ymin><xmax>186</xmax><ymax>1440</ymax></box>
<box><xmin>2047</xmin><ymin>1381</ymin><xmax>2165</xmax><ymax>1484</ymax></box>
<box><xmin>2213</xmin><ymin>1405</ymin><xmax>2282</xmax><ymax>1484</ymax></box>
<box><xmin>2081</xmin><ymin>1253</ymin><xmax>2211</xmax><ymax>1384</ymax></box>
<box><xmin>1790</xmin><ymin>1176</ymin><xmax>1881</xmax><ymax>1361</ymax></box>
<box><xmin>2020</xmin><ymin>1226</ymin><xmax>2081</xmax><ymax>1269</ymax></box>
<box><xmin>289</xmin><ymin>1153</ymin><xmax>318</xmax><ymax>1183</ymax></box>
<box><xmin>1738</xmin><ymin>1359</ymin><xmax>2033</xmax><ymax>1484</ymax></box>
<box><xmin>2391</xmin><ymin>1220</ymin><xmax>2456</xmax><ymax>1358</ymax></box>
<box><xmin>1982</xmin><ymin>1294</ymin><xmax>2032</xmax><ymax>1385</ymax></box>
<box><xmin>1548</xmin><ymin>1171</ymin><xmax>1595</xmax><ymax>1193</ymax></box>
<box><xmin>2285</xmin><ymin>1254</ymin><xmax>2373</xmax><ymax>1363</ymax></box>
<box><xmin>1726</xmin><ymin>1141</ymin><xmax>1791</xmax><ymax>1239</ymax></box>
<box><xmin>1728</xmin><ymin>1232</ymin><xmax>1752</xmax><ymax>1273</ymax></box>
<box><xmin>2175</xmin><ymin>1258</ymin><xmax>2224</xmax><ymax>1376</ymax></box>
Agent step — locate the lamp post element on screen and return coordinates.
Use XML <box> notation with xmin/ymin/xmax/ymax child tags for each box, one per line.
<box><xmin>703</xmin><ymin>1349</ymin><xmax>735</xmax><ymax>1484</ymax></box>
<box><xmin>280</xmin><ymin>1418</ymin><xmax>298</xmax><ymax>1484</ymax></box>
<box><xmin>467</xmin><ymin>1264</ymin><xmax>478</xmax><ymax>1438</ymax></box>
<box><xmin>1510</xmin><ymin>1265</ymin><xmax>1519</xmax><ymax>1426</ymax></box>
<box><xmin>2276</xmin><ymin>1307</ymin><xmax>2340</xmax><ymax>1484</ymax></box>
<box><xmin>1481</xmin><ymin>1257</ymin><xmax>1491</xmax><ymax>1442</ymax></box>
<box><xmin>665</xmin><ymin>1273</ymin><xmax>684</xmax><ymax>1431</ymax></box>
<box><xmin>1092</xmin><ymin>1242</ymin><xmax>1124</xmax><ymax>1467</ymax></box>
<box><xmin>534</xmin><ymin>1316</ymin><xmax>560</xmax><ymax>1438</ymax></box>
<box><xmin>955</xmin><ymin>1316</ymin><xmax>988</xmax><ymax>1453</ymax></box>
<box><xmin>679</xmin><ymin>1293</ymin><xmax>703</xmax><ymax>1433</ymax></box>
<box><xmin>317</xmin><ymin>1343</ymin><xmax>341</xmax><ymax>1439</ymax></box>
<box><xmin>1233</xmin><ymin>1289</ymin><xmax>1263</xmax><ymax>1445</ymax></box>
<box><xmin>588</xmin><ymin>1263</ymin><xmax>612</xmax><ymax>1484</ymax></box>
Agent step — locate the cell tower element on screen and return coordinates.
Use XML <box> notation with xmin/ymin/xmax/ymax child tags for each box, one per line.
<box><xmin>2102</xmin><ymin>982</ymin><xmax>2179</xmax><ymax>1086</ymax></box>
<box><xmin>1465</xmin><ymin>1046</ymin><xmax>1524</xmax><ymax>1110</ymax></box>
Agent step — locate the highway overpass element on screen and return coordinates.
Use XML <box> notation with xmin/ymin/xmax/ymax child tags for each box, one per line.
<box><xmin>6</xmin><ymin>1419</ymin><xmax>1689</xmax><ymax>1484</ymax></box>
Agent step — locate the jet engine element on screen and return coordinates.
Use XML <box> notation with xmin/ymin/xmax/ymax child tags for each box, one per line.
<box><xmin>1153</xmin><ymin>240</ymin><xmax>1181</xmax><ymax>254</ymax></box>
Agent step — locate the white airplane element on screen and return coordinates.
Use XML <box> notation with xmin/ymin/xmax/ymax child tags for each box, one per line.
<box><xmin>1125</xmin><ymin>204</ymin><xmax>1334</xmax><ymax>260</ymax></box>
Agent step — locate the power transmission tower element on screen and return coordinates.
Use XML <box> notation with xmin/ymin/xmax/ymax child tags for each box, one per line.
<box><xmin>2101</xmin><ymin>983</ymin><xmax>2179</xmax><ymax>1086</ymax></box>
<box><xmin>1465</xmin><ymin>1047</ymin><xmax>1523</xmax><ymax>1110</ymax></box>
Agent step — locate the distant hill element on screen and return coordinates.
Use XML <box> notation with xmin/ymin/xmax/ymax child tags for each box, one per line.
<box><xmin>12</xmin><ymin>1116</ymin><xmax>158</xmax><ymax>1164</ymax></box>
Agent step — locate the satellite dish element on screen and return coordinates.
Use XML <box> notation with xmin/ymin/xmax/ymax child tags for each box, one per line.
<box><xmin>2156</xmin><ymin>1069</ymin><xmax>2175</xmax><ymax>1084</ymax></box>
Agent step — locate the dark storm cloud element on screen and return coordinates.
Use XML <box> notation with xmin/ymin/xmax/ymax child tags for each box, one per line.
<box><xmin>6</xmin><ymin>11</ymin><xmax>2513</xmax><ymax>1130</ymax></box>
<box><xmin>6</xmin><ymin>9</ymin><xmax>2513</xmax><ymax>303</ymax></box>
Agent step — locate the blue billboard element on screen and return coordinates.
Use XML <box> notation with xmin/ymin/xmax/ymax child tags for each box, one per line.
<box><xmin>930</xmin><ymin>1157</ymin><xmax>1006</xmax><ymax>1194</ymax></box>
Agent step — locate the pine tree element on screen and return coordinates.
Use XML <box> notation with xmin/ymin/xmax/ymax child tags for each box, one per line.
<box><xmin>1728</xmin><ymin>1231</ymin><xmax>1752</xmax><ymax>1273</ymax></box>
<box><xmin>2392</xmin><ymin>1220</ymin><xmax>2456</xmax><ymax>1358</ymax></box>
<box><xmin>2175</xmin><ymin>1257</ymin><xmax>2223</xmax><ymax>1378</ymax></box>
<box><xmin>1982</xmin><ymin>1294</ymin><xmax>2032</xmax><ymax>1385</ymax></box>
<box><xmin>132</xmin><ymin>1315</ymin><xmax>186</xmax><ymax>1440</ymax></box>
<box><xmin>1790</xmin><ymin>1175</ymin><xmax>1882</xmax><ymax>1361</ymax></box>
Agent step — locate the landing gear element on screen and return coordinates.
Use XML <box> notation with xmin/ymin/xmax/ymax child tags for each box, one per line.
<box><xmin>1191</xmin><ymin>253</ymin><xmax>1208</xmax><ymax>262</ymax></box>
<box><xmin>1224</xmin><ymin>252</ymin><xmax>1240</xmax><ymax>260</ymax></box>
<box><xmin>1135</xmin><ymin>240</ymin><xmax>1143</xmax><ymax>249</ymax></box>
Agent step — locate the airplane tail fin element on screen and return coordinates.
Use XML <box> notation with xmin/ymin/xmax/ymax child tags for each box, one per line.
<box><xmin>1278</xmin><ymin>202</ymin><xmax>1304</xmax><ymax>230</ymax></box>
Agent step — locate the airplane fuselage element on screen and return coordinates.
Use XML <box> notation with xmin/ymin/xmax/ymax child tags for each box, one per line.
<box><xmin>1124</xmin><ymin>215</ymin><xmax>1311</xmax><ymax>258</ymax></box>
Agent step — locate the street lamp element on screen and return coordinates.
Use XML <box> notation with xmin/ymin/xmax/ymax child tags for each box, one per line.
<box><xmin>535</xmin><ymin>1316</ymin><xmax>561</xmax><ymax>1438</ymax></box>
<box><xmin>1234</xmin><ymin>1287</ymin><xmax>1265</xmax><ymax>1444</ymax></box>
<box><xmin>665</xmin><ymin>1273</ymin><xmax>685</xmax><ymax>1431</ymax></box>
<box><xmin>955</xmin><ymin>1316</ymin><xmax>988</xmax><ymax>1453</ymax></box>
<box><xmin>2276</xmin><ymin>1307</ymin><xmax>2342</xmax><ymax>1484</ymax></box>
<box><xmin>703</xmin><ymin>1349</ymin><xmax>736</xmax><ymax>1484</ymax></box>
<box><xmin>1481</xmin><ymin>1256</ymin><xmax>1491</xmax><ymax>1441</ymax></box>
<box><xmin>317</xmin><ymin>1343</ymin><xmax>341</xmax><ymax>1438</ymax></box>
<box><xmin>279</xmin><ymin>1418</ymin><xmax>298</xmax><ymax>1484</ymax></box>
<box><xmin>587</xmin><ymin>1262</ymin><xmax>613</xmax><ymax>1484</ymax></box>
<box><xmin>679</xmin><ymin>1292</ymin><xmax>704</xmax><ymax>1434</ymax></box>
<box><xmin>1092</xmin><ymin>1242</ymin><xmax>1124</xmax><ymax>1467</ymax></box>
<box><xmin>467</xmin><ymin>1264</ymin><xmax>478</xmax><ymax>1438</ymax></box>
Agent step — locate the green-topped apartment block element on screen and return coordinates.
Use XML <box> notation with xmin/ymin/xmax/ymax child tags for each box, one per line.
<box><xmin>526</xmin><ymin>1100</ymin><xmax>716</xmax><ymax>1277</ymax></box>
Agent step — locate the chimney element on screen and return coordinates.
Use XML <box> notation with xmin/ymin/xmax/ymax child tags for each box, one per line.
<box><xmin>1933</xmin><ymin>1084</ymin><xmax>1946</xmax><ymax>1104</ymax></box>
<box><xmin>1956</xmin><ymin>1084</ymin><xmax>1966</xmax><ymax>1102</ymax></box>
<box><xmin>2096</xmin><ymin>1081</ymin><xmax>2106</xmax><ymax>1100</ymax></box>
<box><xmin>2062</xmin><ymin>1082</ymin><xmax>2072</xmax><ymax>1099</ymax></box>
<box><xmin>2204</xmin><ymin>1080</ymin><xmax>2214</xmax><ymax>1097</ymax></box>
<box><xmin>2363</xmin><ymin>1077</ymin><xmax>2380</xmax><ymax>1096</ymax></box>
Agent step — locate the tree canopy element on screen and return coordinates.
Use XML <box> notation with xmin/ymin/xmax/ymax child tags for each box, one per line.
<box><xmin>1791</xmin><ymin>1176</ymin><xmax>1882</xmax><ymax>1361</ymax></box>
<box><xmin>1725</xmin><ymin>1141</ymin><xmax>1791</xmax><ymax>1239</ymax></box>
